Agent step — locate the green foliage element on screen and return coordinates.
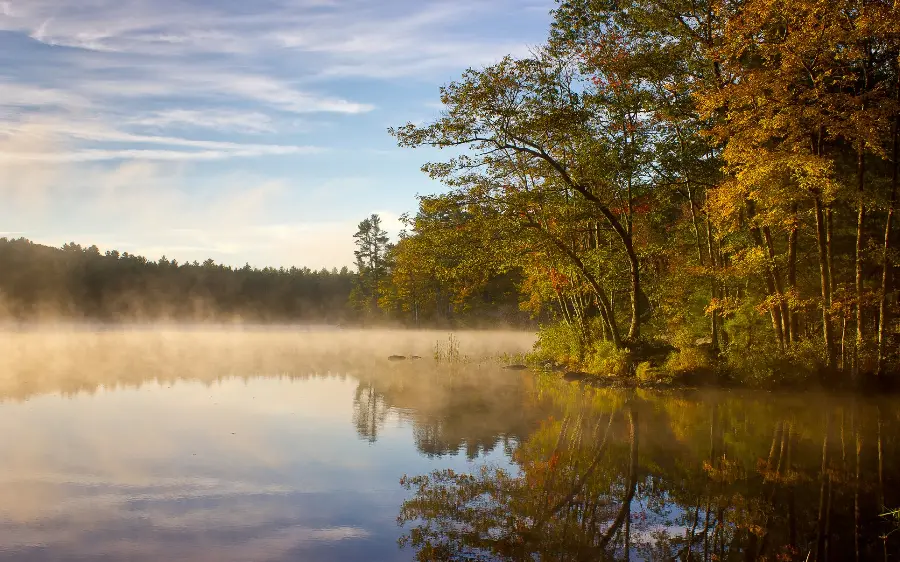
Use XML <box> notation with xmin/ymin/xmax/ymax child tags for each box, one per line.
<box><xmin>725</xmin><ymin>339</ymin><xmax>827</xmax><ymax>388</ymax></box>
<box><xmin>883</xmin><ymin>507</ymin><xmax>900</xmax><ymax>534</ymax></box>
<box><xmin>352</xmin><ymin>214</ymin><xmax>390</xmax><ymax>318</ymax></box>
<box><xmin>664</xmin><ymin>348</ymin><xmax>712</xmax><ymax>376</ymax></box>
<box><xmin>378</xmin><ymin>202</ymin><xmax>533</xmax><ymax>328</ymax></box>
<box><xmin>583</xmin><ymin>341</ymin><xmax>630</xmax><ymax>377</ymax></box>
<box><xmin>529</xmin><ymin>322</ymin><xmax>584</xmax><ymax>368</ymax></box>
<box><xmin>531</xmin><ymin>321</ymin><xmax>629</xmax><ymax>376</ymax></box>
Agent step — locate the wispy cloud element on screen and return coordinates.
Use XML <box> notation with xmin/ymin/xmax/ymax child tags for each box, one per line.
<box><xmin>129</xmin><ymin>110</ymin><xmax>276</xmax><ymax>134</ymax></box>
<box><xmin>1</xmin><ymin>0</ymin><xmax>546</xmax><ymax>78</ymax></box>
<box><xmin>0</xmin><ymin>118</ymin><xmax>322</xmax><ymax>163</ymax></box>
<box><xmin>0</xmin><ymin>0</ymin><xmax>553</xmax><ymax>266</ymax></box>
<box><xmin>0</xmin><ymin>146</ymin><xmax>317</xmax><ymax>163</ymax></box>
<box><xmin>54</xmin><ymin>70</ymin><xmax>375</xmax><ymax>116</ymax></box>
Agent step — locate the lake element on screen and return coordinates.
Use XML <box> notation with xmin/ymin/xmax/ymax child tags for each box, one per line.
<box><xmin>0</xmin><ymin>328</ymin><xmax>897</xmax><ymax>561</ymax></box>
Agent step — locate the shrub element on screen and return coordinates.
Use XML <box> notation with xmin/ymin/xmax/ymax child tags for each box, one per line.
<box><xmin>583</xmin><ymin>340</ymin><xmax>630</xmax><ymax>377</ymax></box>
<box><xmin>664</xmin><ymin>347</ymin><xmax>711</xmax><ymax>375</ymax></box>
<box><xmin>635</xmin><ymin>361</ymin><xmax>655</xmax><ymax>382</ymax></box>
<box><xmin>530</xmin><ymin>322</ymin><xmax>582</xmax><ymax>367</ymax></box>
<box><xmin>724</xmin><ymin>338</ymin><xmax>825</xmax><ymax>387</ymax></box>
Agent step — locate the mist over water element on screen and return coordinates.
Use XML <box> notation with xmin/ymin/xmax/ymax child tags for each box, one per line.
<box><xmin>0</xmin><ymin>327</ymin><xmax>897</xmax><ymax>561</ymax></box>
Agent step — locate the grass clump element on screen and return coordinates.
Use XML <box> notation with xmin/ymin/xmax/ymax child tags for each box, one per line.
<box><xmin>433</xmin><ymin>333</ymin><xmax>463</xmax><ymax>364</ymax></box>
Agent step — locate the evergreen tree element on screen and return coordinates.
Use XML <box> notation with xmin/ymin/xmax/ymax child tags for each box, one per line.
<box><xmin>351</xmin><ymin>214</ymin><xmax>390</xmax><ymax>317</ymax></box>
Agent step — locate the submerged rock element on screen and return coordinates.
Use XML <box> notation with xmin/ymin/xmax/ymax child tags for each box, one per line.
<box><xmin>563</xmin><ymin>371</ymin><xmax>591</xmax><ymax>382</ymax></box>
<box><xmin>503</xmin><ymin>364</ymin><xmax>529</xmax><ymax>371</ymax></box>
<box><xmin>387</xmin><ymin>355</ymin><xmax>407</xmax><ymax>361</ymax></box>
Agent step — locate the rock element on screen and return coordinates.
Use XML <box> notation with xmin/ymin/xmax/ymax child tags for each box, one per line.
<box><xmin>410</xmin><ymin>355</ymin><xmax>422</xmax><ymax>360</ymax></box>
<box><xmin>388</xmin><ymin>355</ymin><xmax>407</xmax><ymax>361</ymax></box>
<box><xmin>694</xmin><ymin>336</ymin><xmax>713</xmax><ymax>346</ymax></box>
<box><xmin>503</xmin><ymin>364</ymin><xmax>529</xmax><ymax>371</ymax></box>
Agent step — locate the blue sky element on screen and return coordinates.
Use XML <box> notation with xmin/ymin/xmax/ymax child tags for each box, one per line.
<box><xmin>0</xmin><ymin>0</ymin><xmax>553</xmax><ymax>268</ymax></box>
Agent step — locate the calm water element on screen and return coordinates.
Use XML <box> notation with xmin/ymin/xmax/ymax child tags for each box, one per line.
<box><xmin>0</xmin><ymin>329</ymin><xmax>897</xmax><ymax>561</ymax></box>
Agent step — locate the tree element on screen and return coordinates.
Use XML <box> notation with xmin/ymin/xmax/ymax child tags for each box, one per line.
<box><xmin>351</xmin><ymin>214</ymin><xmax>390</xmax><ymax>317</ymax></box>
<box><xmin>391</xmin><ymin>52</ymin><xmax>654</xmax><ymax>346</ymax></box>
<box><xmin>385</xmin><ymin>0</ymin><xmax>900</xmax><ymax>382</ymax></box>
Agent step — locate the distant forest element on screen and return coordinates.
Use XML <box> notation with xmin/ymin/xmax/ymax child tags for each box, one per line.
<box><xmin>0</xmin><ymin>238</ymin><xmax>355</xmax><ymax>323</ymax></box>
<box><xmin>0</xmin><ymin>237</ymin><xmax>531</xmax><ymax>326</ymax></box>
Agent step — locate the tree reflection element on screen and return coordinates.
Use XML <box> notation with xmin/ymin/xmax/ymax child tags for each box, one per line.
<box><xmin>352</xmin><ymin>366</ymin><xmax>555</xmax><ymax>458</ymax></box>
<box><xmin>397</xmin><ymin>383</ymin><xmax>900</xmax><ymax>561</ymax></box>
<box><xmin>398</xmin><ymin>399</ymin><xmax>638</xmax><ymax>561</ymax></box>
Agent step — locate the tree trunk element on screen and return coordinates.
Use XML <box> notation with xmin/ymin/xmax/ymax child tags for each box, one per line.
<box><xmin>855</xmin><ymin>143</ymin><xmax>866</xmax><ymax>382</ymax></box>
<box><xmin>878</xmin><ymin>82</ymin><xmax>899</xmax><ymax>376</ymax></box>
<box><xmin>764</xmin><ymin>225</ymin><xmax>791</xmax><ymax>345</ymax></box>
<box><xmin>747</xmin><ymin>201</ymin><xmax>786</xmax><ymax>349</ymax></box>
<box><xmin>815</xmin><ymin>196</ymin><xmax>837</xmax><ymax>369</ymax></box>
<box><xmin>688</xmin><ymin>185</ymin><xmax>705</xmax><ymax>266</ymax></box>
<box><xmin>705</xmin><ymin>194</ymin><xmax>721</xmax><ymax>351</ymax></box>
<box><xmin>624</xmin><ymin>238</ymin><xmax>642</xmax><ymax>342</ymax></box>
<box><xmin>788</xmin><ymin>204</ymin><xmax>800</xmax><ymax>343</ymax></box>
<box><xmin>525</xmin><ymin>151</ymin><xmax>645</xmax><ymax>343</ymax></box>
<box><xmin>827</xmin><ymin>206</ymin><xmax>835</xmax><ymax>295</ymax></box>
<box><xmin>533</xmin><ymin>222</ymin><xmax>623</xmax><ymax>348</ymax></box>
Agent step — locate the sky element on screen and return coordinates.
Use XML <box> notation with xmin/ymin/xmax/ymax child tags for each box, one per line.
<box><xmin>0</xmin><ymin>0</ymin><xmax>554</xmax><ymax>269</ymax></box>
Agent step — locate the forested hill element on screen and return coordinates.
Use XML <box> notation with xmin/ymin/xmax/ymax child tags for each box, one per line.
<box><xmin>0</xmin><ymin>238</ymin><xmax>356</xmax><ymax>323</ymax></box>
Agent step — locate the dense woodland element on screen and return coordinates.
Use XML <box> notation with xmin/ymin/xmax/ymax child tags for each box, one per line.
<box><xmin>0</xmin><ymin>238</ymin><xmax>355</xmax><ymax>323</ymax></box>
<box><xmin>374</xmin><ymin>0</ymin><xmax>900</xmax><ymax>385</ymax></box>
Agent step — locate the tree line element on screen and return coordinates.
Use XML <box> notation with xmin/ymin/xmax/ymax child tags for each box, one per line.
<box><xmin>381</xmin><ymin>0</ymin><xmax>900</xmax><ymax>384</ymax></box>
<box><xmin>0</xmin><ymin>237</ymin><xmax>355</xmax><ymax>323</ymax></box>
<box><xmin>0</xmin><ymin>227</ymin><xmax>533</xmax><ymax>328</ymax></box>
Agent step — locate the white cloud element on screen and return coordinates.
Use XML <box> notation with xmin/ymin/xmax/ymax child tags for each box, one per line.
<box><xmin>212</xmin><ymin>73</ymin><xmax>374</xmax><ymax>114</ymax></box>
<box><xmin>0</xmin><ymin>117</ymin><xmax>322</xmax><ymax>163</ymax></box>
<box><xmin>0</xmin><ymin>155</ymin><xmax>367</xmax><ymax>267</ymax></box>
<box><xmin>1</xmin><ymin>0</ymin><xmax>547</xmax><ymax>78</ymax></box>
<box><xmin>56</xmin><ymin>70</ymin><xmax>374</xmax><ymax>115</ymax></box>
<box><xmin>0</xmin><ymin>82</ymin><xmax>92</xmax><ymax>110</ymax></box>
<box><xmin>129</xmin><ymin>110</ymin><xmax>276</xmax><ymax>134</ymax></box>
<box><xmin>0</xmin><ymin>0</ymin><xmax>553</xmax><ymax>266</ymax></box>
<box><xmin>0</xmin><ymin>146</ymin><xmax>316</xmax><ymax>163</ymax></box>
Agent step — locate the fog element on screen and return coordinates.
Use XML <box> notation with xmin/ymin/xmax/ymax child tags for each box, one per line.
<box><xmin>0</xmin><ymin>326</ymin><xmax>537</xmax><ymax>402</ymax></box>
<box><xmin>0</xmin><ymin>326</ymin><xmax>541</xmax><ymax>561</ymax></box>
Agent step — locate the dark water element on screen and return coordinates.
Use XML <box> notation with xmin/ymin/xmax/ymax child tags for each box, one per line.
<box><xmin>0</xmin><ymin>330</ymin><xmax>897</xmax><ymax>561</ymax></box>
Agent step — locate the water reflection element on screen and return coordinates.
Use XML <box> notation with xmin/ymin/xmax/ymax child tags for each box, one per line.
<box><xmin>397</xmin><ymin>382</ymin><xmax>900</xmax><ymax>561</ymax></box>
<box><xmin>353</xmin><ymin>366</ymin><xmax>555</xmax><ymax>458</ymax></box>
<box><xmin>0</xmin><ymin>329</ymin><xmax>897</xmax><ymax>561</ymax></box>
<box><xmin>0</xmin><ymin>329</ymin><xmax>535</xmax><ymax>561</ymax></box>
